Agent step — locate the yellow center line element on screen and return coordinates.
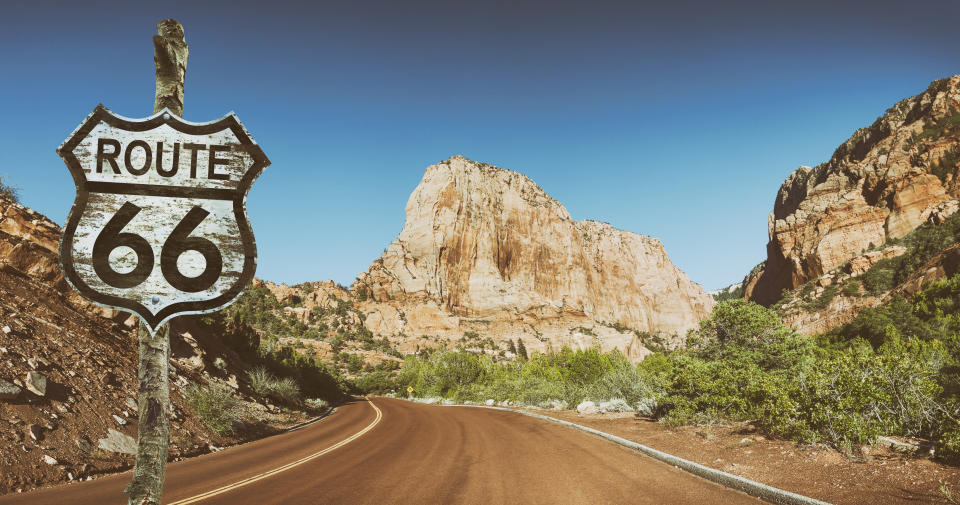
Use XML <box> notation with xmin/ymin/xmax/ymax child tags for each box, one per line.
<box><xmin>168</xmin><ymin>397</ymin><xmax>383</xmax><ymax>505</ymax></box>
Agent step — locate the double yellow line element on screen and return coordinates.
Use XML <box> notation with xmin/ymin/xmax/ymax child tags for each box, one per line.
<box><xmin>169</xmin><ymin>398</ymin><xmax>383</xmax><ymax>504</ymax></box>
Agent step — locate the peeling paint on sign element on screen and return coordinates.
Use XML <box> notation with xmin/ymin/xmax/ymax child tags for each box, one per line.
<box><xmin>57</xmin><ymin>105</ymin><xmax>269</xmax><ymax>333</ymax></box>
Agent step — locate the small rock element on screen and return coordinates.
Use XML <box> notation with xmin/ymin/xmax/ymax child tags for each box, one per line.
<box><xmin>576</xmin><ymin>401</ymin><xmax>598</xmax><ymax>415</ymax></box>
<box><xmin>0</xmin><ymin>379</ymin><xmax>22</xmax><ymax>400</ymax></box>
<box><xmin>42</xmin><ymin>455</ymin><xmax>57</xmax><ymax>465</ymax></box>
<box><xmin>484</xmin><ymin>399</ymin><xmax>495</xmax><ymax>406</ymax></box>
<box><xmin>75</xmin><ymin>438</ymin><xmax>93</xmax><ymax>454</ymax></box>
<box><xmin>97</xmin><ymin>428</ymin><xmax>137</xmax><ymax>455</ymax></box>
<box><xmin>24</xmin><ymin>372</ymin><xmax>46</xmax><ymax>396</ymax></box>
<box><xmin>112</xmin><ymin>414</ymin><xmax>127</xmax><ymax>425</ymax></box>
<box><xmin>26</xmin><ymin>358</ymin><xmax>38</xmax><ymax>370</ymax></box>
<box><xmin>1</xmin><ymin>326</ymin><xmax>10</xmax><ymax>334</ymax></box>
<box><xmin>125</xmin><ymin>397</ymin><xmax>137</xmax><ymax>411</ymax></box>
<box><xmin>27</xmin><ymin>424</ymin><xmax>43</xmax><ymax>441</ymax></box>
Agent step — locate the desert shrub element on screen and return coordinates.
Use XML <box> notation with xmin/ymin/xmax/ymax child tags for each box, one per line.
<box><xmin>861</xmin><ymin>258</ymin><xmax>897</xmax><ymax>295</ymax></box>
<box><xmin>183</xmin><ymin>383</ymin><xmax>242</xmax><ymax>436</ymax></box>
<box><xmin>858</xmin><ymin>212</ymin><xmax>960</xmax><ymax>296</ymax></box>
<box><xmin>385</xmin><ymin>346</ymin><xmax>661</xmax><ymax>408</ymax></box>
<box><xmin>0</xmin><ymin>176</ymin><xmax>19</xmax><ymax>203</ymax></box>
<box><xmin>271</xmin><ymin>377</ymin><xmax>302</xmax><ymax>404</ymax></box>
<box><xmin>305</xmin><ymin>398</ymin><xmax>329</xmax><ymax>410</ymax></box>
<box><xmin>248</xmin><ymin>366</ymin><xmax>273</xmax><ymax>396</ymax></box>
<box><xmin>582</xmin><ymin>363</ymin><xmax>662</xmax><ymax>412</ymax></box>
<box><xmin>931</xmin><ymin>146</ymin><xmax>960</xmax><ymax>183</ymax></box>
<box><xmin>713</xmin><ymin>284</ymin><xmax>744</xmax><ymax>302</ymax></box>
<box><xmin>656</xmin><ymin>355</ymin><xmax>772</xmax><ymax>425</ymax></box>
<box><xmin>842</xmin><ymin>280</ymin><xmax>862</xmax><ymax>297</ymax></box>
<box><xmin>247</xmin><ymin>366</ymin><xmax>302</xmax><ymax>405</ymax></box>
<box><xmin>759</xmin><ymin>337</ymin><xmax>953</xmax><ymax>449</ymax></box>
<box><xmin>804</xmin><ymin>284</ymin><xmax>839</xmax><ymax>310</ymax></box>
<box><xmin>687</xmin><ymin>299</ymin><xmax>815</xmax><ymax>372</ymax></box>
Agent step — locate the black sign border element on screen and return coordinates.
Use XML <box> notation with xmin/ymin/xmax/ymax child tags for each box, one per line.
<box><xmin>57</xmin><ymin>104</ymin><xmax>270</xmax><ymax>332</ymax></box>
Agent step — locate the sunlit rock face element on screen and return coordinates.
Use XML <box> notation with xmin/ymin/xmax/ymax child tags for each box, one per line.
<box><xmin>349</xmin><ymin>155</ymin><xmax>713</xmax><ymax>357</ymax></box>
<box><xmin>745</xmin><ymin>76</ymin><xmax>960</xmax><ymax>305</ymax></box>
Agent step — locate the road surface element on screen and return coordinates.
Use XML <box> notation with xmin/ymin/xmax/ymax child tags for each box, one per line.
<box><xmin>1</xmin><ymin>397</ymin><xmax>764</xmax><ymax>504</ymax></box>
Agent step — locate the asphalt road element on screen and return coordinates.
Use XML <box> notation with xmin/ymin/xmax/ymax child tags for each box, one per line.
<box><xmin>1</xmin><ymin>397</ymin><xmax>764</xmax><ymax>504</ymax></box>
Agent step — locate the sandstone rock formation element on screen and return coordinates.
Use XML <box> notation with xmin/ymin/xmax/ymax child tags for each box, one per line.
<box><xmin>342</xmin><ymin>156</ymin><xmax>713</xmax><ymax>358</ymax></box>
<box><xmin>745</xmin><ymin>76</ymin><xmax>960</xmax><ymax>305</ymax></box>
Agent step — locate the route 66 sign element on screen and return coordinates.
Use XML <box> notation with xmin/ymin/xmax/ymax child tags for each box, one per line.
<box><xmin>56</xmin><ymin>105</ymin><xmax>269</xmax><ymax>333</ymax></box>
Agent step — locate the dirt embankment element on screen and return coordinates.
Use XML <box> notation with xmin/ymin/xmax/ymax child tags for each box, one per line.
<box><xmin>540</xmin><ymin>409</ymin><xmax>959</xmax><ymax>505</ymax></box>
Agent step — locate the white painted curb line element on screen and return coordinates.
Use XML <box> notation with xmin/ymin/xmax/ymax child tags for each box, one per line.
<box><xmin>284</xmin><ymin>405</ymin><xmax>337</xmax><ymax>433</ymax></box>
<box><xmin>453</xmin><ymin>404</ymin><xmax>834</xmax><ymax>505</ymax></box>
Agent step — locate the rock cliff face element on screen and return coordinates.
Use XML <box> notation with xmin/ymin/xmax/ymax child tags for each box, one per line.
<box><xmin>351</xmin><ymin>156</ymin><xmax>713</xmax><ymax>356</ymax></box>
<box><xmin>745</xmin><ymin>76</ymin><xmax>960</xmax><ymax>305</ymax></box>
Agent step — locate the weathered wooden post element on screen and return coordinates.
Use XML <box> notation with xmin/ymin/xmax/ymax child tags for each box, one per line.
<box><xmin>56</xmin><ymin>17</ymin><xmax>268</xmax><ymax>505</ymax></box>
<box><xmin>124</xmin><ymin>20</ymin><xmax>188</xmax><ymax>505</ymax></box>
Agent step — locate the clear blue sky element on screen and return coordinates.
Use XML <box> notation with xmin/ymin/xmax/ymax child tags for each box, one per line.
<box><xmin>1</xmin><ymin>1</ymin><xmax>957</xmax><ymax>290</ymax></box>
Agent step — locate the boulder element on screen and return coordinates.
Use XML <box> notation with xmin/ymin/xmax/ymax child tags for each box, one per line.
<box><xmin>598</xmin><ymin>398</ymin><xmax>632</xmax><ymax>413</ymax></box>
<box><xmin>97</xmin><ymin>428</ymin><xmax>137</xmax><ymax>455</ymax></box>
<box><xmin>0</xmin><ymin>379</ymin><xmax>21</xmax><ymax>400</ymax></box>
<box><xmin>75</xmin><ymin>438</ymin><xmax>93</xmax><ymax>454</ymax></box>
<box><xmin>576</xmin><ymin>401</ymin><xmax>598</xmax><ymax>415</ymax></box>
<box><xmin>24</xmin><ymin>371</ymin><xmax>46</xmax><ymax>396</ymax></box>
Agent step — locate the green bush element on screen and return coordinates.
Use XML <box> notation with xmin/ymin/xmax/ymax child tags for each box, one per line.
<box><xmin>858</xmin><ymin>211</ymin><xmax>960</xmax><ymax>296</ymax></box>
<box><xmin>351</xmin><ymin>370</ymin><xmax>396</xmax><ymax>394</ymax></box>
<box><xmin>248</xmin><ymin>366</ymin><xmax>273</xmax><ymax>397</ymax></box>
<box><xmin>0</xmin><ymin>176</ymin><xmax>19</xmax><ymax>204</ymax></box>
<box><xmin>247</xmin><ymin>366</ymin><xmax>302</xmax><ymax>405</ymax></box>
<box><xmin>183</xmin><ymin>383</ymin><xmax>243</xmax><ymax>436</ymax></box>
<box><xmin>271</xmin><ymin>377</ymin><xmax>302</xmax><ymax>404</ymax></box>
<box><xmin>352</xmin><ymin>285</ymin><xmax>960</xmax><ymax>461</ymax></box>
<box><xmin>842</xmin><ymin>280</ymin><xmax>862</xmax><ymax>297</ymax></box>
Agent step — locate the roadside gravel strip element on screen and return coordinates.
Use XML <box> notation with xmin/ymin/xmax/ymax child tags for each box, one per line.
<box><xmin>453</xmin><ymin>404</ymin><xmax>833</xmax><ymax>505</ymax></box>
<box><xmin>283</xmin><ymin>406</ymin><xmax>338</xmax><ymax>432</ymax></box>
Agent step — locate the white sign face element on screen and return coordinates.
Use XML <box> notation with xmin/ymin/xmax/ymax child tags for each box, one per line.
<box><xmin>57</xmin><ymin>105</ymin><xmax>269</xmax><ymax>333</ymax></box>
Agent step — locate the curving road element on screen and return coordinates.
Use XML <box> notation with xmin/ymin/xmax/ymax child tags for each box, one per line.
<box><xmin>1</xmin><ymin>398</ymin><xmax>763</xmax><ymax>504</ymax></box>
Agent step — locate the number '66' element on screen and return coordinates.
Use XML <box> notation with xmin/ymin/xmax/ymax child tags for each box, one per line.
<box><xmin>92</xmin><ymin>202</ymin><xmax>223</xmax><ymax>293</ymax></box>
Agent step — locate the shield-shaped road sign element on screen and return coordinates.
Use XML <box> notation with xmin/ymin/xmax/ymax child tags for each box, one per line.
<box><xmin>57</xmin><ymin>105</ymin><xmax>269</xmax><ymax>333</ymax></box>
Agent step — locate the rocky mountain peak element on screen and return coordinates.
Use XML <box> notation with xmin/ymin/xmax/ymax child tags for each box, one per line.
<box><xmin>745</xmin><ymin>75</ymin><xmax>960</xmax><ymax>305</ymax></box>
<box><xmin>355</xmin><ymin>156</ymin><xmax>713</xmax><ymax>350</ymax></box>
